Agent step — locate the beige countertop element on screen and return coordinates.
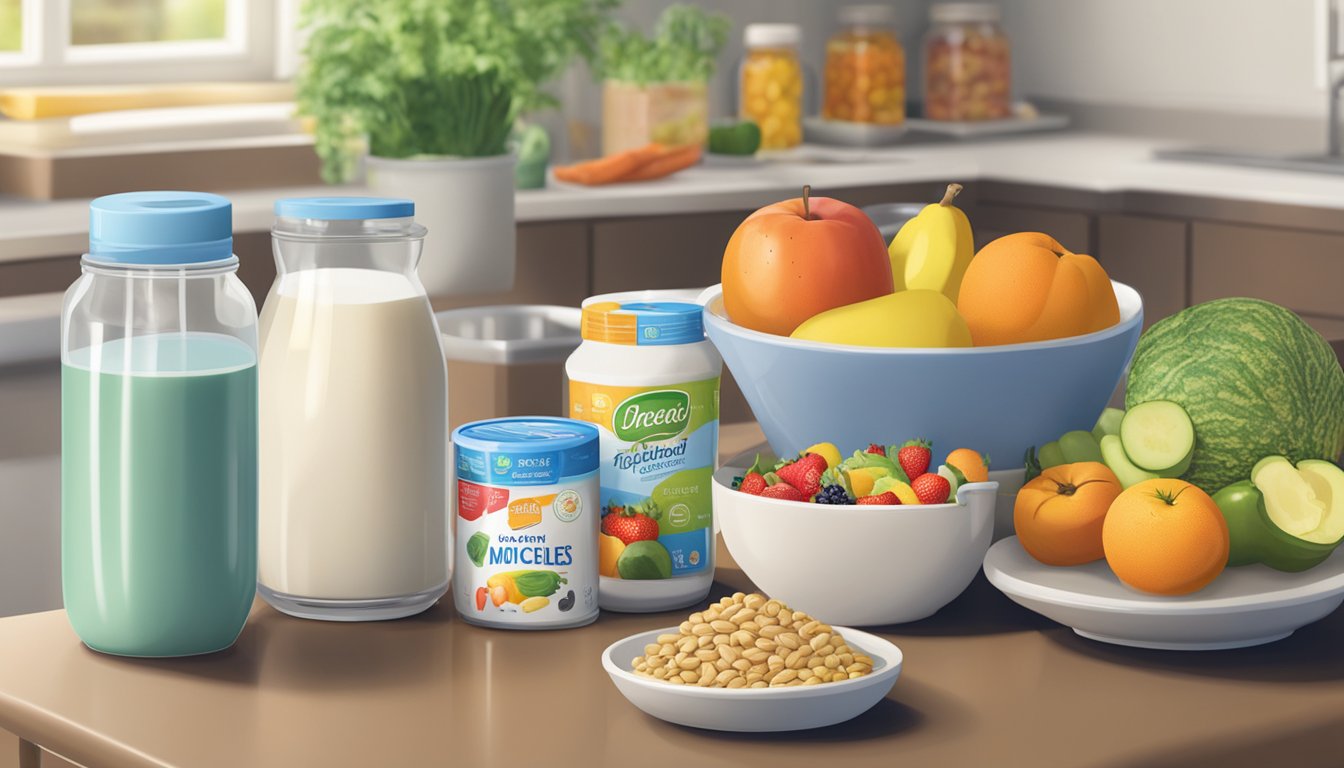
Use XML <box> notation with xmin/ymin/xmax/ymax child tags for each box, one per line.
<box><xmin>0</xmin><ymin>424</ymin><xmax>1342</xmax><ymax>768</ymax></box>
<box><xmin>6</xmin><ymin>132</ymin><xmax>1344</xmax><ymax>263</ymax></box>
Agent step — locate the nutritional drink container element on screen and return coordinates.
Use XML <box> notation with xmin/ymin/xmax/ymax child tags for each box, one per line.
<box><xmin>61</xmin><ymin>191</ymin><xmax>259</xmax><ymax>656</ymax></box>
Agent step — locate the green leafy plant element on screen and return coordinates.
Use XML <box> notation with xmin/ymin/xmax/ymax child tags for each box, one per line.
<box><xmin>597</xmin><ymin>4</ymin><xmax>730</xmax><ymax>86</ymax></box>
<box><xmin>297</xmin><ymin>0</ymin><xmax>616</xmax><ymax>182</ymax></box>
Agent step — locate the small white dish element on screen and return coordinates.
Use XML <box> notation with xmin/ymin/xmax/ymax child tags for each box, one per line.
<box><xmin>905</xmin><ymin>112</ymin><xmax>1070</xmax><ymax>138</ymax></box>
<box><xmin>802</xmin><ymin>116</ymin><xmax>909</xmax><ymax>147</ymax></box>
<box><xmin>983</xmin><ymin>537</ymin><xmax>1344</xmax><ymax>650</ymax></box>
<box><xmin>602</xmin><ymin>626</ymin><xmax>902</xmax><ymax>732</ymax></box>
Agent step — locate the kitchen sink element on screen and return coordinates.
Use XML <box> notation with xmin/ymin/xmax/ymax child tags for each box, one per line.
<box><xmin>1155</xmin><ymin>147</ymin><xmax>1344</xmax><ymax>176</ymax></box>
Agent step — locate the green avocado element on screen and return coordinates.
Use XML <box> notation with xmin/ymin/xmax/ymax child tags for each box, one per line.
<box><xmin>616</xmin><ymin>540</ymin><xmax>673</xmax><ymax>580</ymax></box>
<box><xmin>1212</xmin><ymin>458</ymin><xmax>1344</xmax><ymax>572</ymax></box>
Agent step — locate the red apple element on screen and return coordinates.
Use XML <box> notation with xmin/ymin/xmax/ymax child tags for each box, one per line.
<box><xmin>722</xmin><ymin>186</ymin><xmax>893</xmax><ymax>336</ymax></box>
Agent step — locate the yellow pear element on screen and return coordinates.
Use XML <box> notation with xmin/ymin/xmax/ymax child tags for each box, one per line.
<box><xmin>790</xmin><ymin>290</ymin><xmax>973</xmax><ymax>348</ymax></box>
<box><xmin>888</xmin><ymin>183</ymin><xmax>975</xmax><ymax>300</ymax></box>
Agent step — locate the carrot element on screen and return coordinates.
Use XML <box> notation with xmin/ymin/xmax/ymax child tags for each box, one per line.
<box><xmin>553</xmin><ymin>143</ymin><xmax>666</xmax><ymax>186</ymax></box>
<box><xmin>623</xmin><ymin>144</ymin><xmax>702</xmax><ymax>182</ymax></box>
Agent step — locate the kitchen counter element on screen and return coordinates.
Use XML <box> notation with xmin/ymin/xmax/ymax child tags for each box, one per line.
<box><xmin>6</xmin><ymin>132</ymin><xmax>1344</xmax><ymax>263</ymax></box>
<box><xmin>0</xmin><ymin>424</ymin><xmax>1341</xmax><ymax>768</ymax></box>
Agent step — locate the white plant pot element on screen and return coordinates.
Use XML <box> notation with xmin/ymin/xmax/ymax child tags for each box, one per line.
<box><xmin>366</xmin><ymin>154</ymin><xmax>516</xmax><ymax>297</ymax></box>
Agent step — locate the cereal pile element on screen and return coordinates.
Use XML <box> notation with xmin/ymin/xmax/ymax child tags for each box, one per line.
<box><xmin>630</xmin><ymin>592</ymin><xmax>874</xmax><ymax>688</ymax></box>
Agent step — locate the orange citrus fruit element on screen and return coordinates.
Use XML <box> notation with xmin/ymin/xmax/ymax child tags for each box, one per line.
<box><xmin>1102</xmin><ymin>478</ymin><xmax>1228</xmax><ymax>595</ymax></box>
<box><xmin>946</xmin><ymin>448</ymin><xmax>989</xmax><ymax>483</ymax></box>
<box><xmin>1014</xmin><ymin>462</ymin><xmax>1121</xmax><ymax>566</ymax></box>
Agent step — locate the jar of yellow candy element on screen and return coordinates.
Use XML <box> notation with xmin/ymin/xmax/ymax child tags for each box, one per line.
<box><xmin>739</xmin><ymin>24</ymin><xmax>804</xmax><ymax>150</ymax></box>
<box><xmin>823</xmin><ymin>5</ymin><xmax>906</xmax><ymax>125</ymax></box>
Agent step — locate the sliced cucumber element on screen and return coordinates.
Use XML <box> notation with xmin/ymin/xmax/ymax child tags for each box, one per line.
<box><xmin>1059</xmin><ymin>430</ymin><xmax>1104</xmax><ymax>464</ymax></box>
<box><xmin>1092</xmin><ymin>408</ymin><xmax>1125</xmax><ymax>442</ymax></box>
<box><xmin>938</xmin><ymin>463</ymin><xmax>966</xmax><ymax>501</ymax></box>
<box><xmin>1038</xmin><ymin>441</ymin><xmax>1065</xmax><ymax>469</ymax></box>
<box><xmin>1119</xmin><ymin>400</ymin><xmax>1195</xmax><ymax>475</ymax></box>
<box><xmin>1099</xmin><ymin>434</ymin><xmax>1158</xmax><ymax>489</ymax></box>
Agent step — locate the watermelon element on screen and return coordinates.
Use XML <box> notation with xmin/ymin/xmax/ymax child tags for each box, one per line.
<box><xmin>1125</xmin><ymin>298</ymin><xmax>1344</xmax><ymax>491</ymax></box>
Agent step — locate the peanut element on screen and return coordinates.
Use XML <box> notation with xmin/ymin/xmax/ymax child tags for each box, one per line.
<box><xmin>627</xmin><ymin>593</ymin><xmax>875</xmax><ymax>688</ymax></box>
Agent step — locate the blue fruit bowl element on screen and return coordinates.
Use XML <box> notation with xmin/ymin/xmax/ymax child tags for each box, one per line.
<box><xmin>703</xmin><ymin>282</ymin><xmax>1143</xmax><ymax>467</ymax></box>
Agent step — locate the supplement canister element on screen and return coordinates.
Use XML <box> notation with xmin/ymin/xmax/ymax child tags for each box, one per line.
<box><xmin>567</xmin><ymin>300</ymin><xmax>722</xmax><ymax>612</ymax></box>
<box><xmin>452</xmin><ymin>418</ymin><xmax>600</xmax><ymax>629</ymax></box>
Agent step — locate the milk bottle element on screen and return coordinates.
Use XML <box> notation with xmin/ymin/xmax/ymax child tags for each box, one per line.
<box><xmin>258</xmin><ymin>197</ymin><xmax>448</xmax><ymax>620</ymax></box>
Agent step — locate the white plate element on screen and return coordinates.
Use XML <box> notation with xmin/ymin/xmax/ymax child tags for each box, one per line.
<box><xmin>983</xmin><ymin>537</ymin><xmax>1344</xmax><ymax>650</ymax></box>
<box><xmin>602</xmin><ymin>626</ymin><xmax>902</xmax><ymax>732</ymax></box>
<box><xmin>802</xmin><ymin>117</ymin><xmax>909</xmax><ymax>147</ymax></box>
<box><xmin>906</xmin><ymin>113</ymin><xmax>1070</xmax><ymax>138</ymax></box>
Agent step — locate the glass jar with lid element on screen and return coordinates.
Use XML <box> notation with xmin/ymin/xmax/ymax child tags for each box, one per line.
<box><xmin>258</xmin><ymin>197</ymin><xmax>448</xmax><ymax>622</ymax></box>
<box><xmin>923</xmin><ymin>3</ymin><xmax>1012</xmax><ymax>121</ymax></box>
<box><xmin>62</xmin><ymin>192</ymin><xmax>258</xmax><ymax>657</ymax></box>
<box><xmin>739</xmin><ymin>23</ymin><xmax>804</xmax><ymax>150</ymax></box>
<box><xmin>823</xmin><ymin>5</ymin><xmax>906</xmax><ymax>125</ymax></box>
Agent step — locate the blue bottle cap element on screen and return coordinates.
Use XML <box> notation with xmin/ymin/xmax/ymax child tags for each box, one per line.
<box><xmin>274</xmin><ymin>196</ymin><xmax>415</xmax><ymax>220</ymax></box>
<box><xmin>88</xmin><ymin>191</ymin><xmax>232</xmax><ymax>265</ymax></box>
<box><xmin>581</xmin><ymin>301</ymin><xmax>706</xmax><ymax>346</ymax></box>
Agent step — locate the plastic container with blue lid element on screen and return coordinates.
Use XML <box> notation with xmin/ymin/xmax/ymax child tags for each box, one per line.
<box><xmin>568</xmin><ymin>293</ymin><xmax>722</xmax><ymax>613</ymax></box>
<box><xmin>451</xmin><ymin>417</ymin><xmax>601</xmax><ymax>629</ymax></box>
<box><xmin>62</xmin><ymin>191</ymin><xmax>259</xmax><ymax>657</ymax></box>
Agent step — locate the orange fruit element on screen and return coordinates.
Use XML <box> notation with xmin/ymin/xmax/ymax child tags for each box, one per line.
<box><xmin>957</xmin><ymin>232</ymin><xmax>1120</xmax><ymax>346</ymax></box>
<box><xmin>599</xmin><ymin>533</ymin><xmax>625</xmax><ymax>579</ymax></box>
<box><xmin>946</xmin><ymin>448</ymin><xmax>989</xmax><ymax>483</ymax></box>
<box><xmin>1014</xmin><ymin>462</ymin><xmax>1122</xmax><ymax>566</ymax></box>
<box><xmin>1102</xmin><ymin>478</ymin><xmax>1229</xmax><ymax>595</ymax></box>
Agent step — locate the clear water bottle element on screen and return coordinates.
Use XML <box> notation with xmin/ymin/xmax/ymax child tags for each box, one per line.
<box><xmin>61</xmin><ymin>191</ymin><xmax>259</xmax><ymax>657</ymax></box>
<box><xmin>258</xmin><ymin>197</ymin><xmax>449</xmax><ymax>621</ymax></box>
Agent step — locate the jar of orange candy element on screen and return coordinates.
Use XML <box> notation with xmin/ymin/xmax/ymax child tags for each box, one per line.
<box><xmin>823</xmin><ymin>5</ymin><xmax>906</xmax><ymax>125</ymax></box>
<box><xmin>739</xmin><ymin>23</ymin><xmax>804</xmax><ymax>150</ymax></box>
<box><xmin>923</xmin><ymin>3</ymin><xmax>1012</xmax><ymax>121</ymax></box>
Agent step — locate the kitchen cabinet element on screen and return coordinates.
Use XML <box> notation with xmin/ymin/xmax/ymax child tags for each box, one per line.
<box><xmin>967</xmin><ymin>202</ymin><xmax>1093</xmax><ymax>252</ymax></box>
<box><xmin>431</xmin><ymin>221</ymin><xmax>590</xmax><ymax>311</ymax></box>
<box><xmin>1096</xmin><ymin>213</ymin><xmax>1189</xmax><ymax>328</ymax></box>
<box><xmin>1191</xmin><ymin>222</ymin><xmax>1344</xmax><ymax>319</ymax></box>
<box><xmin>591</xmin><ymin>211</ymin><xmax>745</xmax><ymax>294</ymax></box>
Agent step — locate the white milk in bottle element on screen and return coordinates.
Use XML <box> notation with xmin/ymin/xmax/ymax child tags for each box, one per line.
<box><xmin>258</xmin><ymin>197</ymin><xmax>448</xmax><ymax>621</ymax></box>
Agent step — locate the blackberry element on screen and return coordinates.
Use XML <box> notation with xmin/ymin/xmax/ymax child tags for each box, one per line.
<box><xmin>813</xmin><ymin>484</ymin><xmax>853</xmax><ymax>505</ymax></box>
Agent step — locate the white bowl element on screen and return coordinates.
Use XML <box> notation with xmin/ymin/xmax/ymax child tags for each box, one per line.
<box><xmin>983</xmin><ymin>537</ymin><xmax>1344</xmax><ymax>650</ymax></box>
<box><xmin>602</xmin><ymin>626</ymin><xmax>903</xmax><ymax>732</ymax></box>
<box><xmin>713</xmin><ymin>452</ymin><xmax>997</xmax><ymax>626</ymax></box>
<box><xmin>990</xmin><ymin>467</ymin><xmax>1028</xmax><ymax>541</ymax></box>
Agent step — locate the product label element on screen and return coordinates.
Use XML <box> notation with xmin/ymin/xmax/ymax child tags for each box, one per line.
<box><xmin>452</xmin><ymin>443</ymin><xmax>598</xmax><ymax>626</ymax></box>
<box><xmin>570</xmin><ymin>377</ymin><xmax>719</xmax><ymax>581</ymax></box>
<box><xmin>454</xmin><ymin>468</ymin><xmax>596</xmax><ymax>624</ymax></box>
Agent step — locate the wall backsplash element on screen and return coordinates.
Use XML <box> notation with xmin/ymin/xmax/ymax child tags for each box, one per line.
<box><xmin>536</xmin><ymin>0</ymin><xmax>1323</xmax><ymax>160</ymax></box>
<box><xmin>544</xmin><ymin>0</ymin><xmax>934</xmax><ymax>161</ymax></box>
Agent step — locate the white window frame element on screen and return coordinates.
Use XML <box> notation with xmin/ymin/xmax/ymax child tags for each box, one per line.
<box><xmin>0</xmin><ymin>0</ymin><xmax>296</xmax><ymax>85</ymax></box>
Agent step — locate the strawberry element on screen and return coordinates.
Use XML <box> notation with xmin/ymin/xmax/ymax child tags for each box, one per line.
<box><xmin>601</xmin><ymin>500</ymin><xmax>662</xmax><ymax>545</ymax></box>
<box><xmin>898</xmin><ymin>439</ymin><xmax>932</xmax><ymax>479</ymax></box>
<box><xmin>866</xmin><ymin>443</ymin><xmax>886</xmax><ymax>456</ymax></box>
<box><xmin>475</xmin><ymin>586</ymin><xmax>489</xmax><ymax>611</ymax></box>
<box><xmin>761</xmin><ymin>483</ymin><xmax>807</xmax><ymax>502</ymax></box>
<box><xmin>857</xmin><ymin>491</ymin><xmax>900</xmax><ymax>505</ymax></box>
<box><xmin>738</xmin><ymin>472</ymin><xmax>767</xmax><ymax>496</ymax></box>
<box><xmin>776</xmin><ymin>453</ymin><xmax>826</xmax><ymax>498</ymax></box>
<box><xmin>911</xmin><ymin>473</ymin><xmax>952</xmax><ymax>505</ymax></box>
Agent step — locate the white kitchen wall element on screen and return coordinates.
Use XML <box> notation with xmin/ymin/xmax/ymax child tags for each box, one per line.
<box><xmin>1002</xmin><ymin>0</ymin><xmax>1325</xmax><ymax>117</ymax></box>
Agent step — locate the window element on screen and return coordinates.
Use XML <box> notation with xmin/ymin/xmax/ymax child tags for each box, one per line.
<box><xmin>0</xmin><ymin>0</ymin><xmax>290</xmax><ymax>85</ymax></box>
